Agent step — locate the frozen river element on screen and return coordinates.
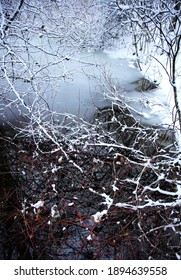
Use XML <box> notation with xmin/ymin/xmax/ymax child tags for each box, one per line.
<box><xmin>0</xmin><ymin>46</ymin><xmax>169</xmax><ymax>128</ymax></box>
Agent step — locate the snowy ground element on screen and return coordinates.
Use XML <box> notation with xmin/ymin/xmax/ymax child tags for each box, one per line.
<box><xmin>105</xmin><ymin>37</ymin><xmax>181</xmax><ymax>148</ymax></box>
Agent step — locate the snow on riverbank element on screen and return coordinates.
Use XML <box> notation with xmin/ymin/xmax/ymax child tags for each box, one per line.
<box><xmin>105</xmin><ymin>37</ymin><xmax>181</xmax><ymax>149</ymax></box>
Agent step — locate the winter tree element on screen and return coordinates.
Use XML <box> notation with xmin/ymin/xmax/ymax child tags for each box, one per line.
<box><xmin>116</xmin><ymin>0</ymin><xmax>181</xmax><ymax>134</ymax></box>
<box><xmin>0</xmin><ymin>0</ymin><xmax>181</xmax><ymax>260</ymax></box>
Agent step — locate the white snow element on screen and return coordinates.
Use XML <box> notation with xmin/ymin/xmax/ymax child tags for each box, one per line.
<box><xmin>58</xmin><ymin>156</ymin><xmax>63</xmax><ymax>163</ymax></box>
<box><xmin>176</xmin><ymin>253</ymin><xmax>181</xmax><ymax>260</ymax></box>
<box><xmin>87</xmin><ymin>234</ymin><xmax>92</xmax><ymax>241</ymax></box>
<box><xmin>92</xmin><ymin>209</ymin><xmax>108</xmax><ymax>223</ymax></box>
<box><xmin>68</xmin><ymin>202</ymin><xmax>74</xmax><ymax>206</ymax></box>
<box><xmin>112</xmin><ymin>184</ymin><xmax>119</xmax><ymax>192</ymax></box>
<box><xmin>112</xmin><ymin>179</ymin><xmax>119</xmax><ymax>192</ymax></box>
<box><xmin>51</xmin><ymin>205</ymin><xmax>60</xmax><ymax>218</ymax></box>
<box><xmin>100</xmin><ymin>193</ymin><xmax>113</xmax><ymax>208</ymax></box>
<box><xmin>30</xmin><ymin>200</ymin><xmax>44</xmax><ymax>214</ymax></box>
<box><xmin>31</xmin><ymin>200</ymin><xmax>44</xmax><ymax>209</ymax></box>
<box><xmin>116</xmin><ymin>199</ymin><xmax>181</xmax><ymax>210</ymax></box>
<box><xmin>118</xmin><ymin>5</ymin><xmax>130</xmax><ymax>11</ymax></box>
<box><xmin>52</xmin><ymin>184</ymin><xmax>58</xmax><ymax>193</ymax></box>
<box><xmin>21</xmin><ymin>199</ymin><xmax>27</xmax><ymax>214</ymax></box>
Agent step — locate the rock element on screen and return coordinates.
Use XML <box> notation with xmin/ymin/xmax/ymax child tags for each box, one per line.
<box><xmin>134</xmin><ymin>77</ymin><xmax>158</xmax><ymax>92</ymax></box>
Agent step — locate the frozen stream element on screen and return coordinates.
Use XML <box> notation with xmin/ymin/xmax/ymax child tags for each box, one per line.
<box><xmin>0</xmin><ymin>47</ymin><xmax>170</xmax><ymax>128</ymax></box>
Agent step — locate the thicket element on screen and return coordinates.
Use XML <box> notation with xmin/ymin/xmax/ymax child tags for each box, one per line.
<box><xmin>0</xmin><ymin>0</ymin><xmax>181</xmax><ymax>259</ymax></box>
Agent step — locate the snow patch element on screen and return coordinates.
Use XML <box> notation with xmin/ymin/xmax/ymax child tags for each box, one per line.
<box><xmin>87</xmin><ymin>234</ymin><xmax>92</xmax><ymax>241</ymax></box>
<box><xmin>31</xmin><ymin>200</ymin><xmax>44</xmax><ymax>209</ymax></box>
<box><xmin>52</xmin><ymin>184</ymin><xmax>58</xmax><ymax>193</ymax></box>
<box><xmin>51</xmin><ymin>205</ymin><xmax>60</xmax><ymax>218</ymax></box>
<box><xmin>68</xmin><ymin>202</ymin><xmax>74</xmax><ymax>206</ymax></box>
<box><xmin>92</xmin><ymin>210</ymin><xmax>108</xmax><ymax>223</ymax></box>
